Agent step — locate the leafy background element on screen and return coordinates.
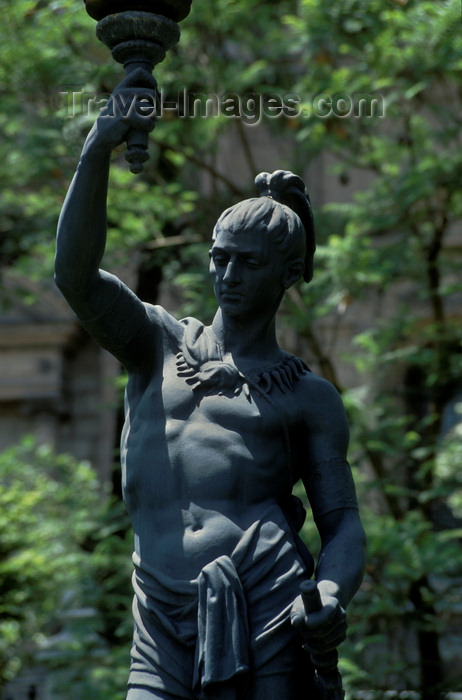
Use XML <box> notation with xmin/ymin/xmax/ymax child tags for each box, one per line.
<box><xmin>1</xmin><ymin>0</ymin><xmax>462</xmax><ymax>697</ymax></box>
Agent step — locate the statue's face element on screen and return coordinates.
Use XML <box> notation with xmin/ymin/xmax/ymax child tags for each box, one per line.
<box><xmin>209</xmin><ymin>226</ymin><xmax>287</xmax><ymax>319</ymax></box>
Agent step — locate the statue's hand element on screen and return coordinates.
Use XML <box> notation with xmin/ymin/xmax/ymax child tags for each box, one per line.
<box><xmin>188</xmin><ymin>361</ymin><xmax>250</xmax><ymax>398</ymax></box>
<box><xmin>290</xmin><ymin>585</ymin><xmax>347</xmax><ymax>656</ymax></box>
<box><xmin>83</xmin><ymin>68</ymin><xmax>157</xmax><ymax>156</ymax></box>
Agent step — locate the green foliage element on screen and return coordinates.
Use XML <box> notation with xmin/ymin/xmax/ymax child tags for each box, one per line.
<box><xmin>47</xmin><ymin>496</ymin><xmax>134</xmax><ymax>700</ymax></box>
<box><xmin>2</xmin><ymin>0</ymin><xmax>462</xmax><ymax>695</ymax></box>
<box><xmin>345</xmin><ymin>504</ymin><xmax>462</xmax><ymax>691</ymax></box>
<box><xmin>0</xmin><ymin>439</ymin><xmax>99</xmax><ymax>682</ymax></box>
<box><xmin>0</xmin><ymin>438</ymin><xmax>134</xmax><ymax>698</ymax></box>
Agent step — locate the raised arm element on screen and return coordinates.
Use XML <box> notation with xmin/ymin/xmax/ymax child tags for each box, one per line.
<box><xmin>55</xmin><ymin>70</ymin><xmax>158</xmax><ymax>365</ymax></box>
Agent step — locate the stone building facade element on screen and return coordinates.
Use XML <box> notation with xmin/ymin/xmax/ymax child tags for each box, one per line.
<box><xmin>0</xmin><ymin>271</ymin><xmax>120</xmax><ymax>484</ymax></box>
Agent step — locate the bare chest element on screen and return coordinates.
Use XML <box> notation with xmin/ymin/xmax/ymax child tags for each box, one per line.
<box><xmin>123</xmin><ymin>350</ymin><xmax>305</xmax><ymax>510</ymax></box>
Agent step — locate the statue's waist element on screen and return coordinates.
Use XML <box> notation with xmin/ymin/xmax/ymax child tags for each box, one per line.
<box><xmin>130</xmin><ymin>501</ymin><xmax>311</xmax><ymax>610</ymax></box>
<box><xmin>129</xmin><ymin>500</ymin><xmax>282</xmax><ymax>579</ymax></box>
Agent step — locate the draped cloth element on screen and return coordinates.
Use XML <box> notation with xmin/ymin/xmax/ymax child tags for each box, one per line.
<box><xmin>126</xmin><ymin>315</ymin><xmax>314</xmax><ymax>697</ymax></box>
<box><xmin>128</xmin><ymin>504</ymin><xmax>314</xmax><ymax>699</ymax></box>
<box><xmin>195</xmin><ymin>556</ymin><xmax>250</xmax><ymax>693</ymax></box>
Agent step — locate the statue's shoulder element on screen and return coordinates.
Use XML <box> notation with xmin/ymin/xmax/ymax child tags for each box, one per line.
<box><xmin>297</xmin><ymin>369</ymin><xmax>334</xmax><ymax>391</ymax></box>
<box><xmin>144</xmin><ymin>303</ymin><xmax>179</xmax><ymax>325</ymax></box>
<box><xmin>125</xmin><ymin>306</ymin><xmax>204</xmax><ymax>374</ymax></box>
<box><xmin>144</xmin><ymin>303</ymin><xmax>190</xmax><ymax>342</ymax></box>
<box><xmin>296</xmin><ymin>370</ymin><xmax>345</xmax><ymax>419</ymax></box>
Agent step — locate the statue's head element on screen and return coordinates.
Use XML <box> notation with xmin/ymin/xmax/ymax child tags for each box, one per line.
<box><xmin>209</xmin><ymin>171</ymin><xmax>315</xmax><ymax>320</ymax></box>
<box><xmin>212</xmin><ymin>170</ymin><xmax>315</xmax><ymax>285</ymax></box>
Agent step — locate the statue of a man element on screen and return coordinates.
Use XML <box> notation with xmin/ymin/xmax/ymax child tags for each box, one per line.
<box><xmin>56</xmin><ymin>70</ymin><xmax>366</xmax><ymax>700</ymax></box>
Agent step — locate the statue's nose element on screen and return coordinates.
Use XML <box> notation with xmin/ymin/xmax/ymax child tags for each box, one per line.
<box><xmin>223</xmin><ymin>260</ymin><xmax>240</xmax><ymax>284</ymax></box>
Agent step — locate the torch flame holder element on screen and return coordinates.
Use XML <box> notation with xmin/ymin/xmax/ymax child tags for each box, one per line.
<box><xmin>95</xmin><ymin>11</ymin><xmax>180</xmax><ymax>172</ymax></box>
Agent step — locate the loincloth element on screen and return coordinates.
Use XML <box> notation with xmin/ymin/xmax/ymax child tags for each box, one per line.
<box><xmin>128</xmin><ymin>503</ymin><xmax>314</xmax><ymax>699</ymax></box>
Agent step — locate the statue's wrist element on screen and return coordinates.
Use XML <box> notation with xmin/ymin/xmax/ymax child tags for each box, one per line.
<box><xmin>80</xmin><ymin>143</ymin><xmax>112</xmax><ymax>166</ymax></box>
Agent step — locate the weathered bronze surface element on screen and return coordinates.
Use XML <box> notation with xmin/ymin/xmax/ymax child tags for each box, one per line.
<box><xmin>84</xmin><ymin>0</ymin><xmax>192</xmax><ymax>22</ymax></box>
<box><xmin>84</xmin><ymin>1</ymin><xmax>190</xmax><ymax>172</ymax></box>
<box><xmin>56</xmin><ymin>20</ymin><xmax>366</xmax><ymax>699</ymax></box>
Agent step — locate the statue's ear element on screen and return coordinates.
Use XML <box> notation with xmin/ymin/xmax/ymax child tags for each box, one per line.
<box><xmin>283</xmin><ymin>257</ymin><xmax>305</xmax><ymax>289</ymax></box>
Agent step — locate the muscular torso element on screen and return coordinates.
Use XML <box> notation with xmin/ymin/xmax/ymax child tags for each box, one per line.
<box><xmin>121</xmin><ymin>338</ymin><xmax>300</xmax><ymax>582</ymax></box>
<box><xmin>75</xmin><ymin>300</ymin><xmax>352</xmax><ymax>588</ymax></box>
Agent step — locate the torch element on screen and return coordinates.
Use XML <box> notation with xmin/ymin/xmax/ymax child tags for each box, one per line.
<box><xmin>83</xmin><ymin>0</ymin><xmax>192</xmax><ymax>173</ymax></box>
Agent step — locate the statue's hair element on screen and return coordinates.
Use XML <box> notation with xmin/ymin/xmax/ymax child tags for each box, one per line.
<box><xmin>213</xmin><ymin>170</ymin><xmax>315</xmax><ymax>282</ymax></box>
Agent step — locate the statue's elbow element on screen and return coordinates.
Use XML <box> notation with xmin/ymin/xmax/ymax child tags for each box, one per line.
<box><xmin>54</xmin><ymin>267</ymin><xmax>78</xmax><ymax>306</ymax></box>
<box><xmin>54</xmin><ymin>267</ymin><xmax>68</xmax><ymax>296</ymax></box>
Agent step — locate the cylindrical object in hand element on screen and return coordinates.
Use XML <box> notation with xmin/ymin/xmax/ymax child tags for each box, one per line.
<box><xmin>84</xmin><ymin>1</ymin><xmax>190</xmax><ymax>173</ymax></box>
<box><xmin>300</xmin><ymin>580</ymin><xmax>345</xmax><ymax>699</ymax></box>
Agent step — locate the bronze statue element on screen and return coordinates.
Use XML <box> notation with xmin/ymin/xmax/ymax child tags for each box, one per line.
<box><xmin>55</xmin><ymin>70</ymin><xmax>366</xmax><ymax>700</ymax></box>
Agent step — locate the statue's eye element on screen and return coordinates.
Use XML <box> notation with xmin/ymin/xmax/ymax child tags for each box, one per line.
<box><xmin>211</xmin><ymin>254</ymin><xmax>228</xmax><ymax>266</ymax></box>
<box><xmin>242</xmin><ymin>257</ymin><xmax>262</xmax><ymax>268</ymax></box>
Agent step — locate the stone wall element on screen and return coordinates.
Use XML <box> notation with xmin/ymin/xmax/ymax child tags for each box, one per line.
<box><xmin>0</xmin><ymin>272</ymin><xmax>120</xmax><ymax>483</ymax></box>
